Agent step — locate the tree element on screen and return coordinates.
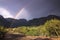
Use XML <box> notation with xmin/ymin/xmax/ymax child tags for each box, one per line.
<box><xmin>44</xmin><ymin>19</ymin><xmax>60</xmax><ymax>37</ymax></box>
<box><xmin>0</xmin><ymin>26</ymin><xmax>7</xmax><ymax>39</ymax></box>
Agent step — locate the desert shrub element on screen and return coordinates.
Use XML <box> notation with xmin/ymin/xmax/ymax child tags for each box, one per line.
<box><xmin>39</xmin><ymin>26</ymin><xmax>49</xmax><ymax>36</ymax></box>
<box><xmin>25</xmin><ymin>27</ymin><xmax>40</xmax><ymax>36</ymax></box>
<box><xmin>6</xmin><ymin>19</ymin><xmax>60</xmax><ymax>36</ymax></box>
<box><xmin>44</xmin><ymin>19</ymin><xmax>60</xmax><ymax>37</ymax></box>
<box><xmin>14</xmin><ymin>26</ymin><xmax>28</xmax><ymax>34</ymax></box>
<box><xmin>0</xmin><ymin>26</ymin><xmax>7</xmax><ymax>38</ymax></box>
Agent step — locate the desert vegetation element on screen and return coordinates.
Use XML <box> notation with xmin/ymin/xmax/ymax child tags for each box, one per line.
<box><xmin>0</xmin><ymin>18</ymin><xmax>60</xmax><ymax>40</ymax></box>
<box><xmin>5</xmin><ymin>19</ymin><xmax>60</xmax><ymax>37</ymax></box>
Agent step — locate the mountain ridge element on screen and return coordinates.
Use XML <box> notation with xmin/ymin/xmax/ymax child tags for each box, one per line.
<box><xmin>0</xmin><ymin>15</ymin><xmax>60</xmax><ymax>27</ymax></box>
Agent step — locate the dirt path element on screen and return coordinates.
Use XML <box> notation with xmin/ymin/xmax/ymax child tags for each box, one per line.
<box><xmin>4</xmin><ymin>34</ymin><xmax>60</xmax><ymax>40</ymax></box>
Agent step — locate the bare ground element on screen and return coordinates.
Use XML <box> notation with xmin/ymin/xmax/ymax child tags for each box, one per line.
<box><xmin>2</xmin><ymin>34</ymin><xmax>60</xmax><ymax>40</ymax></box>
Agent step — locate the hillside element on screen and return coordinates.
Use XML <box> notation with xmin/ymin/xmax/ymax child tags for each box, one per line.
<box><xmin>0</xmin><ymin>15</ymin><xmax>60</xmax><ymax>27</ymax></box>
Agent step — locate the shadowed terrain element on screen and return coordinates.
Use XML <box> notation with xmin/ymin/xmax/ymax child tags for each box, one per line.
<box><xmin>4</xmin><ymin>34</ymin><xmax>60</xmax><ymax>40</ymax></box>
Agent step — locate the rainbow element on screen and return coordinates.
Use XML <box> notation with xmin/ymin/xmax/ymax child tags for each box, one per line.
<box><xmin>14</xmin><ymin>0</ymin><xmax>33</xmax><ymax>19</ymax></box>
<box><xmin>10</xmin><ymin>0</ymin><xmax>33</xmax><ymax>27</ymax></box>
<box><xmin>15</xmin><ymin>8</ymin><xmax>24</xmax><ymax>19</ymax></box>
<box><xmin>10</xmin><ymin>8</ymin><xmax>25</xmax><ymax>27</ymax></box>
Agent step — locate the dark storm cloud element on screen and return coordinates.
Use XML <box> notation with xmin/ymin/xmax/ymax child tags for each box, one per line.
<box><xmin>0</xmin><ymin>0</ymin><xmax>60</xmax><ymax>20</ymax></box>
<box><xmin>0</xmin><ymin>0</ymin><xmax>30</xmax><ymax>16</ymax></box>
<box><xmin>26</xmin><ymin>0</ymin><xmax>60</xmax><ymax>19</ymax></box>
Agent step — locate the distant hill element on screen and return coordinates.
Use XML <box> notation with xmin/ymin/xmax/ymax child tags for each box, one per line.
<box><xmin>6</xmin><ymin>19</ymin><xmax>27</xmax><ymax>27</ymax></box>
<box><xmin>0</xmin><ymin>15</ymin><xmax>60</xmax><ymax>27</ymax></box>
<box><xmin>0</xmin><ymin>15</ymin><xmax>10</xmax><ymax>27</ymax></box>
<box><xmin>28</xmin><ymin>15</ymin><xmax>60</xmax><ymax>26</ymax></box>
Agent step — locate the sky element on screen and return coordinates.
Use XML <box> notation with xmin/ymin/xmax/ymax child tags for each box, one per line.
<box><xmin>0</xmin><ymin>0</ymin><xmax>60</xmax><ymax>20</ymax></box>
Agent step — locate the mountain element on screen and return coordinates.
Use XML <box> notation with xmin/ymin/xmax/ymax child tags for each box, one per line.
<box><xmin>6</xmin><ymin>18</ymin><xmax>28</xmax><ymax>27</ymax></box>
<box><xmin>28</xmin><ymin>15</ymin><xmax>60</xmax><ymax>26</ymax></box>
<box><xmin>0</xmin><ymin>15</ymin><xmax>60</xmax><ymax>27</ymax></box>
<box><xmin>0</xmin><ymin>15</ymin><xmax>10</xmax><ymax>27</ymax></box>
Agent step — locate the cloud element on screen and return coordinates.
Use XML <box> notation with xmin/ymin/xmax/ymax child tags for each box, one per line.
<box><xmin>0</xmin><ymin>8</ymin><xmax>14</xmax><ymax>18</ymax></box>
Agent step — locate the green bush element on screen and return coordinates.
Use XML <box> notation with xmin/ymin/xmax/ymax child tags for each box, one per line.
<box><xmin>25</xmin><ymin>27</ymin><xmax>40</xmax><ymax>36</ymax></box>
<box><xmin>44</xmin><ymin>19</ymin><xmax>60</xmax><ymax>37</ymax></box>
<box><xmin>0</xmin><ymin>26</ymin><xmax>7</xmax><ymax>38</ymax></box>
